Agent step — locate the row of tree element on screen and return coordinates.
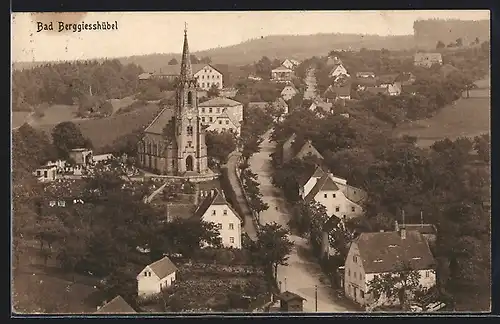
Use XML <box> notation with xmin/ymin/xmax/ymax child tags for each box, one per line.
<box><xmin>13</xmin><ymin>59</ymin><xmax>144</xmax><ymax>111</ymax></box>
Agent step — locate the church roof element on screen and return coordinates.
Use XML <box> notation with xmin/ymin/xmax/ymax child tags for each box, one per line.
<box><xmin>199</xmin><ymin>97</ymin><xmax>242</xmax><ymax>107</ymax></box>
<box><xmin>144</xmin><ymin>107</ymin><xmax>175</xmax><ymax>135</ymax></box>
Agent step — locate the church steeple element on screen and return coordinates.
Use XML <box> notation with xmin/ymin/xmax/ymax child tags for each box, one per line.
<box><xmin>180</xmin><ymin>24</ymin><xmax>193</xmax><ymax>82</ymax></box>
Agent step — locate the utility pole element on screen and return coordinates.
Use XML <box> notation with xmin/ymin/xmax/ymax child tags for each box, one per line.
<box><xmin>284</xmin><ymin>277</ymin><xmax>287</xmax><ymax>291</ymax></box>
<box><xmin>279</xmin><ymin>281</ymin><xmax>282</xmax><ymax>292</ymax></box>
<box><xmin>315</xmin><ymin>285</ymin><xmax>318</xmax><ymax>312</ymax></box>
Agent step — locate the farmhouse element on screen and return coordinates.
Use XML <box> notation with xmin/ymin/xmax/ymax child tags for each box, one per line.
<box><xmin>281</xmin><ymin>134</ymin><xmax>324</xmax><ymax>164</ymax></box>
<box><xmin>414</xmin><ymin>52</ymin><xmax>443</xmax><ymax>68</ymax></box>
<box><xmin>395</xmin><ymin>221</ymin><xmax>437</xmax><ymax>248</ymax></box>
<box><xmin>137</xmin><ymin>28</ymin><xmax>209</xmax><ymax>176</ymax></box>
<box><xmin>329</xmin><ymin>63</ymin><xmax>349</xmax><ymax>79</ymax></box>
<box><xmin>199</xmin><ymin>97</ymin><xmax>243</xmax><ymax>134</ymax></box>
<box><xmin>33</xmin><ymin>165</ymin><xmax>58</xmax><ymax>182</ymax></box>
<box><xmin>303</xmin><ymin>173</ymin><xmax>364</xmax><ymax>220</ymax></box>
<box><xmin>137</xmin><ymin>256</ymin><xmax>178</xmax><ymax>299</ymax></box>
<box><xmin>281</xmin><ymin>83</ymin><xmax>298</xmax><ymax>101</ymax></box>
<box><xmin>271</xmin><ymin>66</ymin><xmax>294</xmax><ymax>82</ymax></box>
<box><xmin>193</xmin><ymin>189</ymin><xmax>243</xmax><ymax>249</ymax></box>
<box><xmin>344</xmin><ymin>229</ymin><xmax>436</xmax><ymax>307</ymax></box>
<box><xmin>151</xmin><ymin>64</ymin><xmax>224</xmax><ymax>91</ymax></box>
<box><xmin>95</xmin><ymin>296</ymin><xmax>136</xmax><ymax>314</ymax></box>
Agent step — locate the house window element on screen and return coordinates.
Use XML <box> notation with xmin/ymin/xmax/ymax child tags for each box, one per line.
<box><xmin>333</xmin><ymin>193</ymin><xmax>336</xmax><ymax>198</ymax></box>
<box><xmin>336</xmin><ymin>206</ymin><xmax>340</xmax><ymax>212</ymax></box>
<box><xmin>353</xmin><ymin>255</ymin><xmax>357</xmax><ymax>263</ymax></box>
<box><xmin>348</xmin><ymin>269</ymin><xmax>351</xmax><ymax>276</ymax></box>
<box><xmin>202</xmin><ymin>117</ymin><xmax>206</xmax><ymax>122</ymax></box>
<box><xmin>219</xmin><ymin>120</ymin><xmax>222</xmax><ymax>125</ymax></box>
<box><xmin>37</xmin><ymin>170</ymin><xmax>41</xmax><ymax>176</ymax></box>
<box><xmin>202</xmin><ymin>108</ymin><xmax>205</xmax><ymax>113</ymax></box>
<box><xmin>209</xmin><ymin>108</ymin><xmax>213</xmax><ymax>113</ymax></box>
<box><xmin>229</xmin><ymin>237</ymin><xmax>235</xmax><ymax>243</ymax></box>
<box><xmin>188</xmin><ymin>141</ymin><xmax>192</xmax><ymax>147</ymax></box>
<box><xmin>209</xmin><ymin>117</ymin><xmax>213</xmax><ymax>122</ymax></box>
<box><xmin>425</xmin><ymin>271</ymin><xmax>430</xmax><ymax>278</ymax></box>
<box><xmin>216</xmin><ymin>108</ymin><xmax>220</xmax><ymax>113</ymax></box>
<box><xmin>212</xmin><ymin>75</ymin><xmax>215</xmax><ymax>79</ymax></box>
<box><xmin>217</xmin><ymin>223</ymin><xmax>223</xmax><ymax>229</ymax></box>
<box><xmin>202</xmin><ymin>83</ymin><xmax>205</xmax><ymax>88</ymax></box>
<box><xmin>144</xmin><ymin>271</ymin><xmax>148</xmax><ymax>276</ymax></box>
<box><xmin>44</xmin><ymin>171</ymin><xmax>48</xmax><ymax>178</ymax></box>
<box><xmin>360</xmin><ymin>291</ymin><xmax>365</xmax><ymax>299</ymax></box>
<box><xmin>324</xmin><ymin>193</ymin><xmax>327</xmax><ymax>198</ymax></box>
<box><xmin>223</xmin><ymin>209</ymin><xmax>227</xmax><ymax>215</ymax></box>
<box><xmin>225</xmin><ymin>120</ymin><xmax>229</xmax><ymax>125</ymax></box>
<box><xmin>202</xmin><ymin>75</ymin><xmax>205</xmax><ymax>79</ymax></box>
<box><xmin>354</xmin><ymin>271</ymin><xmax>356</xmax><ymax>279</ymax></box>
<box><xmin>229</xmin><ymin>223</ymin><xmax>234</xmax><ymax>230</ymax></box>
<box><xmin>58</xmin><ymin>200</ymin><xmax>66</xmax><ymax>207</ymax></box>
<box><xmin>351</xmin><ymin>207</ymin><xmax>355</xmax><ymax>212</ymax></box>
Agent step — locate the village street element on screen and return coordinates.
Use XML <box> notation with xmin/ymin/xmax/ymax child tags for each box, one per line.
<box><xmin>303</xmin><ymin>67</ymin><xmax>317</xmax><ymax>100</ymax></box>
<box><xmin>248</xmin><ymin>130</ymin><xmax>350</xmax><ymax>312</ymax></box>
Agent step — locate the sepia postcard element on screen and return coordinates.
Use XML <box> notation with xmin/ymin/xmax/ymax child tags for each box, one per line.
<box><xmin>11</xmin><ymin>10</ymin><xmax>491</xmax><ymax>315</ymax></box>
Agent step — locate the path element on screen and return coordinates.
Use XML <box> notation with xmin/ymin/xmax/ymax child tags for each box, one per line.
<box><xmin>303</xmin><ymin>67</ymin><xmax>317</xmax><ymax>100</ymax></box>
<box><xmin>226</xmin><ymin>153</ymin><xmax>258</xmax><ymax>240</ymax></box>
<box><xmin>248</xmin><ymin>130</ymin><xmax>349</xmax><ymax>312</ymax></box>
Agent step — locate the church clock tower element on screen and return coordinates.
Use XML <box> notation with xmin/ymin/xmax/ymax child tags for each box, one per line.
<box><xmin>175</xmin><ymin>26</ymin><xmax>208</xmax><ymax>174</ymax></box>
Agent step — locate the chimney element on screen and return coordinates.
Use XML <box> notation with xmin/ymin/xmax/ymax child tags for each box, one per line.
<box><xmin>394</xmin><ymin>220</ymin><xmax>399</xmax><ymax>232</ymax></box>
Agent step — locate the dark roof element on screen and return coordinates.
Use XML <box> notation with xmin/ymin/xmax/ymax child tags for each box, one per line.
<box><xmin>144</xmin><ymin>107</ymin><xmax>175</xmax><ymax>135</ymax></box>
<box><xmin>148</xmin><ymin>256</ymin><xmax>178</xmax><ymax>279</ymax></box>
<box><xmin>366</xmin><ymin>86</ymin><xmax>389</xmax><ymax>95</ymax></box>
<box><xmin>294</xmin><ymin>140</ymin><xmax>324</xmax><ymax>161</ymax></box>
<box><xmin>323</xmin><ymin>215</ymin><xmax>342</xmax><ymax>232</ymax></box>
<box><xmin>304</xmin><ymin>174</ymin><xmax>339</xmax><ymax>202</ymax></box>
<box><xmin>402</xmin><ymin>85</ymin><xmax>419</xmax><ymax>94</ymax></box>
<box><xmin>355</xmin><ymin>231</ymin><xmax>435</xmax><ymax>273</ymax></box>
<box><xmin>95</xmin><ymin>296</ymin><xmax>136</xmax><ymax>314</ymax></box>
<box><xmin>324</xmin><ymin>85</ymin><xmax>351</xmax><ymax>98</ymax></box>
<box><xmin>399</xmin><ymin>224</ymin><xmax>437</xmax><ymax>235</ymax></box>
<box><xmin>277</xmin><ymin>291</ymin><xmax>306</xmax><ymax>302</ymax></box>
<box><xmin>193</xmin><ymin>188</ymin><xmax>242</xmax><ymax>221</ymax></box>
<box><xmin>297</xmin><ymin>165</ymin><xmax>325</xmax><ymax>187</ymax></box>
<box><xmin>377</xmin><ymin>74</ymin><xmax>399</xmax><ymax>84</ymax></box>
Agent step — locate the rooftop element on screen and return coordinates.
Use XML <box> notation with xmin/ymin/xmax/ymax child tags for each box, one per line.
<box><xmin>199</xmin><ymin>97</ymin><xmax>242</xmax><ymax>107</ymax></box>
<box><xmin>94</xmin><ymin>296</ymin><xmax>136</xmax><ymax>314</ymax></box>
<box><xmin>151</xmin><ymin>64</ymin><xmax>222</xmax><ymax>77</ymax></box>
<box><xmin>144</xmin><ymin>107</ymin><xmax>175</xmax><ymax>135</ymax></box>
<box><xmin>146</xmin><ymin>256</ymin><xmax>178</xmax><ymax>280</ymax></box>
<box><xmin>193</xmin><ymin>188</ymin><xmax>241</xmax><ymax>221</ymax></box>
<box><xmin>277</xmin><ymin>291</ymin><xmax>307</xmax><ymax>302</ymax></box>
<box><xmin>304</xmin><ymin>173</ymin><xmax>339</xmax><ymax>202</ymax></box>
<box><xmin>355</xmin><ymin>230</ymin><xmax>435</xmax><ymax>273</ymax></box>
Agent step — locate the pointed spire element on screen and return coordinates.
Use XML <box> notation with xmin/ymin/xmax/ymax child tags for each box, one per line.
<box><xmin>180</xmin><ymin>23</ymin><xmax>193</xmax><ymax>82</ymax></box>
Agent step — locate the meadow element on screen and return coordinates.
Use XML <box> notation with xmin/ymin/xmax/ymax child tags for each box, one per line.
<box><xmin>395</xmin><ymin>76</ymin><xmax>490</xmax><ymax>147</ymax></box>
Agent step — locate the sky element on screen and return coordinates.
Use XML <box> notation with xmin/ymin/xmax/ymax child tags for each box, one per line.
<box><xmin>12</xmin><ymin>10</ymin><xmax>490</xmax><ymax>62</ymax></box>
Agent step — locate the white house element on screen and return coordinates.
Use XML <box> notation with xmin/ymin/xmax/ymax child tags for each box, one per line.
<box><xmin>33</xmin><ymin>165</ymin><xmax>58</xmax><ymax>182</ymax></box>
<box><xmin>281</xmin><ymin>83</ymin><xmax>298</xmax><ymax>101</ymax></box>
<box><xmin>199</xmin><ymin>97</ymin><xmax>243</xmax><ymax>134</ymax></box>
<box><xmin>281</xmin><ymin>59</ymin><xmax>300</xmax><ymax>70</ymax></box>
<box><xmin>329</xmin><ymin>63</ymin><xmax>349</xmax><ymax>79</ymax></box>
<box><xmin>193</xmin><ymin>189</ymin><xmax>243</xmax><ymax>249</ymax></box>
<box><xmin>205</xmin><ymin>110</ymin><xmax>241</xmax><ymax>135</ymax></box>
<box><xmin>344</xmin><ymin>228</ymin><xmax>436</xmax><ymax>308</ymax></box>
<box><xmin>302</xmin><ymin>172</ymin><xmax>364</xmax><ymax>220</ymax></box>
<box><xmin>271</xmin><ymin>66</ymin><xmax>294</xmax><ymax>82</ymax></box>
<box><xmin>137</xmin><ymin>256</ymin><xmax>178</xmax><ymax>299</ymax></box>
<box><xmin>194</xmin><ymin>64</ymin><xmax>224</xmax><ymax>91</ymax></box>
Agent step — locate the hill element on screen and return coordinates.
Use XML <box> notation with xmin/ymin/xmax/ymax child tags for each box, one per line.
<box><xmin>413</xmin><ymin>19</ymin><xmax>490</xmax><ymax>48</ymax></box>
<box><xmin>13</xmin><ymin>33</ymin><xmax>416</xmax><ymax>71</ymax></box>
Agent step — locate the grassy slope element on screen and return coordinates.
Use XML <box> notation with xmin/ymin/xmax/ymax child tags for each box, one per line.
<box><xmin>36</xmin><ymin>103</ymin><xmax>160</xmax><ymax>152</ymax></box>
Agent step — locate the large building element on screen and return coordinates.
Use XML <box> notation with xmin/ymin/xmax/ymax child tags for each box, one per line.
<box><xmin>148</xmin><ymin>64</ymin><xmax>224</xmax><ymax>91</ymax></box>
<box><xmin>137</xmin><ymin>28</ymin><xmax>209</xmax><ymax>175</ymax></box>
<box><xmin>199</xmin><ymin>97</ymin><xmax>243</xmax><ymax>135</ymax></box>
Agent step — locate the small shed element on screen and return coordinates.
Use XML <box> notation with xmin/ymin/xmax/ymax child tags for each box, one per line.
<box><xmin>276</xmin><ymin>291</ymin><xmax>306</xmax><ymax>312</ymax></box>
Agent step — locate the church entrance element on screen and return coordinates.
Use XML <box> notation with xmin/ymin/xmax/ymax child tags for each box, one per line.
<box><xmin>186</xmin><ymin>155</ymin><xmax>194</xmax><ymax>172</ymax></box>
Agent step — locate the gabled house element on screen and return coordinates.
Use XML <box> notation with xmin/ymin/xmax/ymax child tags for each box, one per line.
<box><xmin>33</xmin><ymin>165</ymin><xmax>58</xmax><ymax>182</ymax></box>
<box><xmin>329</xmin><ymin>63</ymin><xmax>349</xmax><ymax>79</ymax></box>
<box><xmin>387</xmin><ymin>83</ymin><xmax>402</xmax><ymax>96</ymax></box>
<box><xmin>344</xmin><ymin>229</ymin><xmax>436</xmax><ymax>307</ymax></box>
<box><xmin>151</xmin><ymin>64</ymin><xmax>224</xmax><ymax>90</ymax></box>
<box><xmin>137</xmin><ymin>256</ymin><xmax>178</xmax><ymax>299</ymax></box>
<box><xmin>323</xmin><ymin>85</ymin><xmax>351</xmax><ymax>103</ymax></box>
<box><xmin>95</xmin><ymin>296</ymin><xmax>137</xmax><ymax>314</ymax></box>
<box><xmin>271</xmin><ymin>66</ymin><xmax>294</xmax><ymax>82</ymax></box>
<box><xmin>282</xmin><ymin>59</ymin><xmax>300</xmax><ymax>70</ymax></box>
<box><xmin>293</xmin><ymin>140</ymin><xmax>324</xmax><ymax>162</ymax></box>
<box><xmin>138</xmin><ymin>72</ymin><xmax>153</xmax><ymax>81</ymax></box>
<box><xmin>414</xmin><ymin>52</ymin><xmax>443</xmax><ymax>68</ymax></box>
<box><xmin>303</xmin><ymin>173</ymin><xmax>363</xmax><ymax>219</ymax></box>
<box><xmin>298</xmin><ymin>165</ymin><xmax>327</xmax><ymax>198</ymax></box>
<box><xmin>281</xmin><ymin>83</ymin><xmax>298</xmax><ymax>101</ymax></box>
<box><xmin>193</xmin><ymin>189</ymin><xmax>243</xmax><ymax>249</ymax></box>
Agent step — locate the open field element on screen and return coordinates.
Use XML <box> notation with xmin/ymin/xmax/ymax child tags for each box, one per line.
<box><xmin>36</xmin><ymin>103</ymin><xmax>159</xmax><ymax>151</ymax></box>
<box><xmin>33</xmin><ymin>105</ymin><xmax>82</xmax><ymax>126</ymax></box>
<box><xmin>395</xmin><ymin>76</ymin><xmax>490</xmax><ymax>147</ymax></box>
<box><xmin>12</xmin><ymin>111</ymin><xmax>31</xmax><ymax>129</ymax></box>
<box><xmin>109</xmin><ymin>96</ymin><xmax>137</xmax><ymax>115</ymax></box>
<box><xmin>12</xmin><ymin>240</ymin><xmax>100</xmax><ymax>314</ymax></box>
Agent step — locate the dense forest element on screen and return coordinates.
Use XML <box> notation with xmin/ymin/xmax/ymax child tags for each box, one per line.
<box><xmin>413</xmin><ymin>19</ymin><xmax>490</xmax><ymax>48</ymax></box>
<box><xmin>12</xmin><ymin>60</ymin><xmax>143</xmax><ymax>111</ymax></box>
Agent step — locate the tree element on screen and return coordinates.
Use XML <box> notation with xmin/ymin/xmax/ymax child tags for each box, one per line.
<box><xmin>168</xmin><ymin>58</ymin><xmax>178</xmax><ymax>65</ymax></box>
<box><xmin>253</xmin><ymin>222</ymin><xmax>294</xmax><ymax>279</ymax></box>
<box><xmin>200</xmin><ymin>56</ymin><xmax>212</xmax><ymax>64</ymax></box>
<box><xmin>455</xmin><ymin>38</ymin><xmax>463</xmax><ymax>47</ymax></box>
<box><xmin>205</xmin><ymin>130</ymin><xmax>237</xmax><ymax>166</ymax></box>
<box><xmin>190</xmin><ymin>54</ymin><xmax>200</xmax><ymax>64</ymax></box>
<box><xmin>473</xmin><ymin>133</ymin><xmax>490</xmax><ymax>163</ymax></box>
<box><xmin>207</xmin><ymin>84</ymin><xmax>220</xmax><ymax>98</ymax></box>
<box><xmin>51</xmin><ymin>121</ymin><xmax>92</xmax><ymax>158</ymax></box>
<box><xmin>367</xmin><ymin>261</ymin><xmax>425</xmax><ymax>311</ymax></box>
<box><xmin>436</xmin><ymin>40</ymin><xmax>445</xmax><ymax>49</ymax></box>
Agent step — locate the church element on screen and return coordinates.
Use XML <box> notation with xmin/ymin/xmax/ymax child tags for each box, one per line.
<box><xmin>137</xmin><ymin>28</ymin><xmax>209</xmax><ymax>175</ymax></box>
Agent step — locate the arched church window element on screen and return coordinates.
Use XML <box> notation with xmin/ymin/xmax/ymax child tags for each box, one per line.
<box><xmin>187</xmin><ymin>126</ymin><xmax>193</xmax><ymax>136</ymax></box>
<box><xmin>187</xmin><ymin>91</ymin><xmax>193</xmax><ymax>105</ymax></box>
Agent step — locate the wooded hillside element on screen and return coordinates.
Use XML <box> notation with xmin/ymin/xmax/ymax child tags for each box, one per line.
<box><xmin>413</xmin><ymin>19</ymin><xmax>490</xmax><ymax>48</ymax></box>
